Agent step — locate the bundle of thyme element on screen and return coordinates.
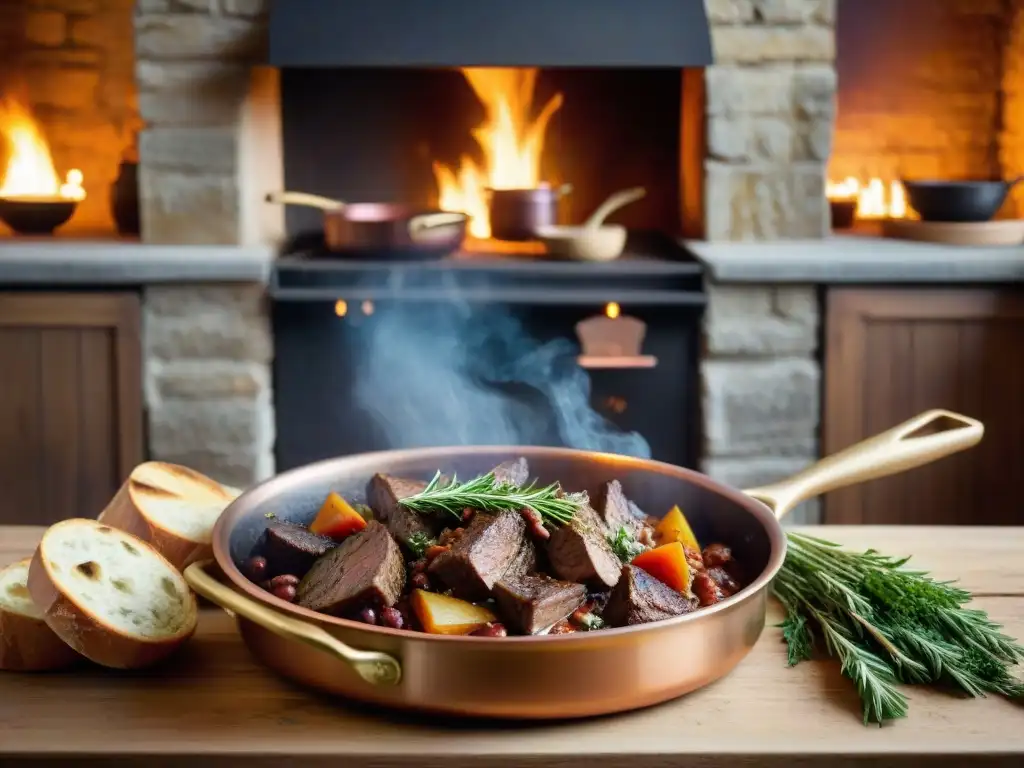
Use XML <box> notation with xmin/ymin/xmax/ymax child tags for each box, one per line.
<box><xmin>774</xmin><ymin>532</ymin><xmax>1024</xmax><ymax>725</ymax></box>
<box><xmin>399</xmin><ymin>470</ymin><xmax>586</xmax><ymax>526</ymax></box>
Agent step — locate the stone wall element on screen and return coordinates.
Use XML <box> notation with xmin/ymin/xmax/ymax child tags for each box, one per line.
<box><xmin>1002</xmin><ymin>0</ymin><xmax>1024</xmax><ymax>217</ymax></box>
<box><xmin>700</xmin><ymin>284</ymin><xmax>821</xmax><ymax>524</ymax></box>
<box><xmin>0</xmin><ymin>0</ymin><xmax>138</xmax><ymax>235</ymax></box>
<box><xmin>702</xmin><ymin>0</ymin><xmax>837</xmax><ymax>240</ymax></box>
<box><xmin>143</xmin><ymin>283</ymin><xmax>275</xmax><ymax>488</ymax></box>
<box><xmin>830</xmin><ymin>0</ymin><xmax>1004</xmax><ymax>186</ymax></box>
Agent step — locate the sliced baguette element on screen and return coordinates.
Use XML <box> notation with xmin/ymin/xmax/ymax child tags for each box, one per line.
<box><xmin>27</xmin><ymin>519</ymin><xmax>198</xmax><ymax>670</ymax></box>
<box><xmin>98</xmin><ymin>461</ymin><xmax>240</xmax><ymax>570</ymax></box>
<box><xmin>0</xmin><ymin>558</ymin><xmax>81</xmax><ymax>671</ymax></box>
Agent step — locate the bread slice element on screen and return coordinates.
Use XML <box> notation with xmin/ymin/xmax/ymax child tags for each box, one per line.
<box><xmin>27</xmin><ymin>519</ymin><xmax>198</xmax><ymax>669</ymax></box>
<box><xmin>0</xmin><ymin>558</ymin><xmax>81</xmax><ymax>671</ymax></box>
<box><xmin>98</xmin><ymin>461</ymin><xmax>240</xmax><ymax>570</ymax></box>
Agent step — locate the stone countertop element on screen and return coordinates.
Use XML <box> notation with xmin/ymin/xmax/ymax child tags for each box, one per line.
<box><xmin>687</xmin><ymin>235</ymin><xmax>1024</xmax><ymax>284</ymax></box>
<box><xmin>0</xmin><ymin>238</ymin><xmax>274</xmax><ymax>285</ymax></box>
<box><xmin>1</xmin><ymin>524</ymin><xmax>1022</xmax><ymax>767</ymax></box>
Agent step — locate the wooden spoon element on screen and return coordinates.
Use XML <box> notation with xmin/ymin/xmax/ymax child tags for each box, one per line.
<box><xmin>265</xmin><ymin>191</ymin><xmax>344</xmax><ymax>211</ymax></box>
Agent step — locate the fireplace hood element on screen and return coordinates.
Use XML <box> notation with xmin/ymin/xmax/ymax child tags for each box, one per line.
<box><xmin>269</xmin><ymin>0</ymin><xmax>714</xmax><ymax>68</ymax></box>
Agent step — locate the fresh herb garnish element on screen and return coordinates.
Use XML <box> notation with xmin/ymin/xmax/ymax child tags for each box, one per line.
<box><xmin>406</xmin><ymin>531</ymin><xmax>435</xmax><ymax>559</ymax></box>
<box><xmin>578</xmin><ymin>612</ymin><xmax>606</xmax><ymax>631</ymax></box>
<box><xmin>263</xmin><ymin>512</ymin><xmax>276</xmax><ymax>519</ymax></box>
<box><xmin>774</xmin><ymin>532</ymin><xmax>1024</xmax><ymax>725</ymax></box>
<box><xmin>399</xmin><ymin>471</ymin><xmax>584</xmax><ymax>526</ymax></box>
<box><xmin>608</xmin><ymin>525</ymin><xmax>646</xmax><ymax>563</ymax></box>
<box><xmin>355</xmin><ymin>503</ymin><xmax>374</xmax><ymax>521</ymax></box>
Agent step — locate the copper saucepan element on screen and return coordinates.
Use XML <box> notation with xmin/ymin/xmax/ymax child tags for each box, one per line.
<box><xmin>265</xmin><ymin>191</ymin><xmax>468</xmax><ymax>258</ymax></box>
<box><xmin>184</xmin><ymin>409</ymin><xmax>982</xmax><ymax>720</ymax></box>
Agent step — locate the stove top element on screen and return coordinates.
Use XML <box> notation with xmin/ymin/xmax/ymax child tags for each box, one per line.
<box><xmin>271</xmin><ymin>229</ymin><xmax>705</xmax><ymax>306</ymax></box>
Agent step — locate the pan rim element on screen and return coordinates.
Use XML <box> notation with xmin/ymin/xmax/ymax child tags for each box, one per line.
<box><xmin>212</xmin><ymin>445</ymin><xmax>788</xmax><ymax>645</ymax></box>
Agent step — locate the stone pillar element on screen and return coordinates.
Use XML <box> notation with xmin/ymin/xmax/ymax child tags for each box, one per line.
<box><xmin>700</xmin><ymin>284</ymin><xmax>821</xmax><ymax>524</ymax></box>
<box><xmin>143</xmin><ymin>284</ymin><xmax>275</xmax><ymax>489</ymax></box>
<box><xmin>702</xmin><ymin>0</ymin><xmax>837</xmax><ymax>240</ymax></box>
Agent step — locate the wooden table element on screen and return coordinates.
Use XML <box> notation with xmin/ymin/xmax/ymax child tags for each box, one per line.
<box><xmin>1</xmin><ymin>524</ymin><xmax>1022</xmax><ymax>767</ymax></box>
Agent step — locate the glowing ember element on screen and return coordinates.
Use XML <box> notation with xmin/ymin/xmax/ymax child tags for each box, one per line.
<box><xmin>433</xmin><ymin>68</ymin><xmax>563</xmax><ymax>240</ymax></box>
<box><xmin>826</xmin><ymin>176</ymin><xmax>908</xmax><ymax>220</ymax></box>
<box><xmin>0</xmin><ymin>96</ymin><xmax>84</xmax><ymax>201</ymax></box>
<box><xmin>605</xmin><ymin>302</ymin><xmax>621</xmax><ymax>319</ymax></box>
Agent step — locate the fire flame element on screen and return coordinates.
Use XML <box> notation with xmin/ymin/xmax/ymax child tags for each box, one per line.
<box><xmin>826</xmin><ymin>177</ymin><xmax>908</xmax><ymax>220</ymax></box>
<box><xmin>0</xmin><ymin>96</ymin><xmax>84</xmax><ymax>201</ymax></box>
<box><xmin>433</xmin><ymin>68</ymin><xmax>563</xmax><ymax>240</ymax></box>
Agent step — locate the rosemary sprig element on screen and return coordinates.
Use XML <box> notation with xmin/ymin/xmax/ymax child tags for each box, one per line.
<box><xmin>608</xmin><ymin>525</ymin><xmax>646</xmax><ymax>564</ymax></box>
<box><xmin>774</xmin><ymin>532</ymin><xmax>1024</xmax><ymax>725</ymax></box>
<box><xmin>398</xmin><ymin>471</ymin><xmax>586</xmax><ymax>526</ymax></box>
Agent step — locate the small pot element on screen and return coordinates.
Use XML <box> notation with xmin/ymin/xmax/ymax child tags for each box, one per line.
<box><xmin>901</xmin><ymin>177</ymin><xmax>1024</xmax><ymax>223</ymax></box>
<box><xmin>110</xmin><ymin>161</ymin><xmax>141</xmax><ymax>236</ymax></box>
<box><xmin>829</xmin><ymin>199</ymin><xmax>857</xmax><ymax>230</ymax></box>
<box><xmin>487</xmin><ymin>183</ymin><xmax>572</xmax><ymax>242</ymax></box>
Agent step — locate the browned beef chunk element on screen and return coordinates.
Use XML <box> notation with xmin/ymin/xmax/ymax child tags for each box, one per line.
<box><xmin>367</xmin><ymin>474</ymin><xmax>438</xmax><ymax>549</ymax></box>
<box><xmin>297</xmin><ymin>521</ymin><xmax>405</xmax><ymax>615</ymax></box>
<box><xmin>603</xmin><ymin>565</ymin><xmax>697</xmax><ymax>627</ymax></box>
<box><xmin>427</xmin><ymin>508</ymin><xmax>527</xmax><ymax>601</ymax></box>
<box><xmin>493</xmin><ymin>574</ymin><xmax>586</xmax><ymax>635</ymax></box>
<box><xmin>546</xmin><ymin>504</ymin><xmax>621</xmax><ymax>590</ymax></box>
<box><xmin>490</xmin><ymin>457</ymin><xmax>529</xmax><ymax>487</ymax></box>
<box><xmin>593</xmin><ymin>480</ymin><xmax>649</xmax><ymax>539</ymax></box>
<box><xmin>261</xmin><ymin>521</ymin><xmax>336</xmax><ymax>578</ymax></box>
<box><xmin>707</xmin><ymin>567</ymin><xmax>741</xmax><ymax>597</ymax></box>
<box><xmin>504</xmin><ymin>535</ymin><xmax>537</xmax><ymax>580</ymax></box>
<box><xmin>692</xmin><ymin>570</ymin><xmax>725</xmax><ymax>607</ymax></box>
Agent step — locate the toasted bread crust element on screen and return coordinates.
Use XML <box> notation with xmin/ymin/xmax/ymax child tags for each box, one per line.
<box><xmin>0</xmin><ymin>559</ymin><xmax>81</xmax><ymax>672</ymax></box>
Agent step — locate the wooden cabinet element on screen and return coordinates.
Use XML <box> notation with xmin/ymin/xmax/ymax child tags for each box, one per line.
<box><xmin>0</xmin><ymin>292</ymin><xmax>143</xmax><ymax>525</ymax></box>
<box><xmin>823</xmin><ymin>288</ymin><xmax>1024</xmax><ymax>526</ymax></box>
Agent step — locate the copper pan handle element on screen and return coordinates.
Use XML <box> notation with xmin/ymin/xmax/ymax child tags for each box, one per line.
<box><xmin>183</xmin><ymin>560</ymin><xmax>402</xmax><ymax>686</ymax></box>
<box><xmin>265</xmin><ymin>191</ymin><xmax>344</xmax><ymax>211</ymax></box>
<box><xmin>408</xmin><ymin>211</ymin><xmax>467</xmax><ymax>234</ymax></box>
<box><xmin>743</xmin><ymin>409</ymin><xmax>984</xmax><ymax>520</ymax></box>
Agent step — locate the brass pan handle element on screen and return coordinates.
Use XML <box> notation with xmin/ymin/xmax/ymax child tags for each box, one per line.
<box><xmin>743</xmin><ymin>409</ymin><xmax>984</xmax><ymax>520</ymax></box>
<box><xmin>183</xmin><ymin>560</ymin><xmax>402</xmax><ymax>687</ymax></box>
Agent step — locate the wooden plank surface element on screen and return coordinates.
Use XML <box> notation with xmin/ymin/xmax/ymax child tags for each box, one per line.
<box><xmin>1</xmin><ymin>525</ymin><xmax>1022</xmax><ymax>767</ymax></box>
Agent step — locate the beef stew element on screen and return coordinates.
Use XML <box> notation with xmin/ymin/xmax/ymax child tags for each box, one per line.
<box><xmin>241</xmin><ymin>458</ymin><xmax>748</xmax><ymax>637</ymax></box>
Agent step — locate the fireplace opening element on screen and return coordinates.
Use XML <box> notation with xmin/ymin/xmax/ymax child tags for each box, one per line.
<box><xmin>828</xmin><ymin>0</ymin><xmax>1019</xmax><ymax>223</ymax></box>
<box><xmin>279</xmin><ymin>67</ymin><xmax>697</xmax><ymax>244</ymax></box>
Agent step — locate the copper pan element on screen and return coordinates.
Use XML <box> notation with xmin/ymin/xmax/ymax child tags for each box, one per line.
<box><xmin>184</xmin><ymin>409</ymin><xmax>982</xmax><ymax>720</ymax></box>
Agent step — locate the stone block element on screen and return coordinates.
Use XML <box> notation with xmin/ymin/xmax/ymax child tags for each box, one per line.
<box><xmin>25</xmin><ymin>67</ymin><xmax>99</xmax><ymax>111</ymax></box>
<box><xmin>150</xmin><ymin>360</ymin><xmax>269</xmax><ymax>400</ymax></box>
<box><xmin>22</xmin><ymin>48</ymin><xmax>101</xmax><ymax>68</ymax></box>
<box><xmin>24</xmin><ymin>11</ymin><xmax>67</xmax><ymax>46</ymax></box>
<box><xmin>792</xmin><ymin>65</ymin><xmax>836</xmax><ymax>118</ymax></box>
<box><xmin>704</xmin><ymin>66</ymin><xmax>794</xmax><ymax>117</ymax></box>
<box><xmin>702</xmin><ymin>358</ymin><xmax>819</xmax><ymax>457</ymax></box>
<box><xmin>704</xmin><ymin>161</ymin><xmax>829</xmax><ymax>240</ymax></box>
<box><xmin>711</xmin><ymin>24</ymin><xmax>834</xmax><ymax>64</ymax></box>
<box><xmin>69</xmin><ymin>16</ymin><xmax>106</xmax><ymax>48</ymax></box>
<box><xmin>221</xmin><ymin>0</ymin><xmax>271</xmax><ymax>16</ymax></box>
<box><xmin>704</xmin><ymin>0</ymin><xmax>755</xmax><ymax>23</ymax></box>
<box><xmin>136</xmin><ymin>61</ymin><xmax>250</xmax><ymax>126</ymax></box>
<box><xmin>138</xmin><ymin>167</ymin><xmax>240</xmax><ymax>244</ymax></box>
<box><xmin>144</xmin><ymin>283</ymin><xmax>266</xmax><ymax>318</ymax></box>
<box><xmin>701</xmin><ymin>456</ymin><xmax>822</xmax><ymax>525</ymax></box>
<box><xmin>135</xmin><ymin>13</ymin><xmax>266</xmax><ymax>61</ymax></box>
<box><xmin>144</xmin><ymin>299</ymin><xmax>272</xmax><ymax>363</ymax></box>
<box><xmin>140</xmin><ymin>127</ymin><xmax>238</xmax><ymax>174</ymax></box>
<box><xmin>707</xmin><ymin>115</ymin><xmax>796</xmax><ymax>162</ymax></box>
<box><xmin>148</xmin><ymin>399</ymin><xmax>274</xmax><ymax>461</ymax></box>
<box><xmin>704</xmin><ymin>285</ymin><xmax>818</xmax><ymax>356</ymax></box>
<box><xmin>752</xmin><ymin>0</ymin><xmax>831</xmax><ymax>25</ymax></box>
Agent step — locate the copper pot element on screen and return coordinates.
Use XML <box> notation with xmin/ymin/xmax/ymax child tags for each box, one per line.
<box><xmin>487</xmin><ymin>183</ymin><xmax>573</xmax><ymax>241</ymax></box>
<box><xmin>185</xmin><ymin>409</ymin><xmax>982</xmax><ymax>720</ymax></box>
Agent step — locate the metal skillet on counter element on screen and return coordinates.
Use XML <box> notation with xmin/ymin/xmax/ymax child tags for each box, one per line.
<box><xmin>184</xmin><ymin>409</ymin><xmax>982</xmax><ymax>720</ymax></box>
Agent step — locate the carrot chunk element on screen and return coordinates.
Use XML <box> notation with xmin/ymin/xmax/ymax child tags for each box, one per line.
<box><xmin>654</xmin><ymin>504</ymin><xmax>700</xmax><ymax>551</ymax></box>
<box><xmin>308</xmin><ymin>492</ymin><xmax>367</xmax><ymax>540</ymax></box>
<box><xmin>631</xmin><ymin>542</ymin><xmax>692</xmax><ymax>593</ymax></box>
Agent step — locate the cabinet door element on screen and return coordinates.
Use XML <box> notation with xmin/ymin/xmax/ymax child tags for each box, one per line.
<box><xmin>824</xmin><ymin>288</ymin><xmax>1024</xmax><ymax>526</ymax></box>
<box><xmin>0</xmin><ymin>293</ymin><xmax>143</xmax><ymax>525</ymax></box>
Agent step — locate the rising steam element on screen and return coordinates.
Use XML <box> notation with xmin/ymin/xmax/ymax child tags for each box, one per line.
<box><xmin>351</xmin><ymin>301</ymin><xmax>651</xmax><ymax>458</ymax></box>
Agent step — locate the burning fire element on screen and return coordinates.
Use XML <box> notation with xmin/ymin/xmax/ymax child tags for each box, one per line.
<box><xmin>433</xmin><ymin>68</ymin><xmax>563</xmax><ymax>240</ymax></box>
<box><xmin>0</xmin><ymin>96</ymin><xmax>84</xmax><ymax>201</ymax></box>
<box><xmin>826</xmin><ymin>177</ymin><xmax>908</xmax><ymax>220</ymax></box>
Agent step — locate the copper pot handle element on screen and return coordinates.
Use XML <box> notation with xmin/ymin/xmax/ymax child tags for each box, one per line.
<box><xmin>743</xmin><ymin>409</ymin><xmax>984</xmax><ymax>520</ymax></box>
<box><xmin>265</xmin><ymin>191</ymin><xmax>344</xmax><ymax>211</ymax></box>
<box><xmin>408</xmin><ymin>211</ymin><xmax>467</xmax><ymax>235</ymax></box>
<box><xmin>183</xmin><ymin>560</ymin><xmax>402</xmax><ymax>687</ymax></box>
